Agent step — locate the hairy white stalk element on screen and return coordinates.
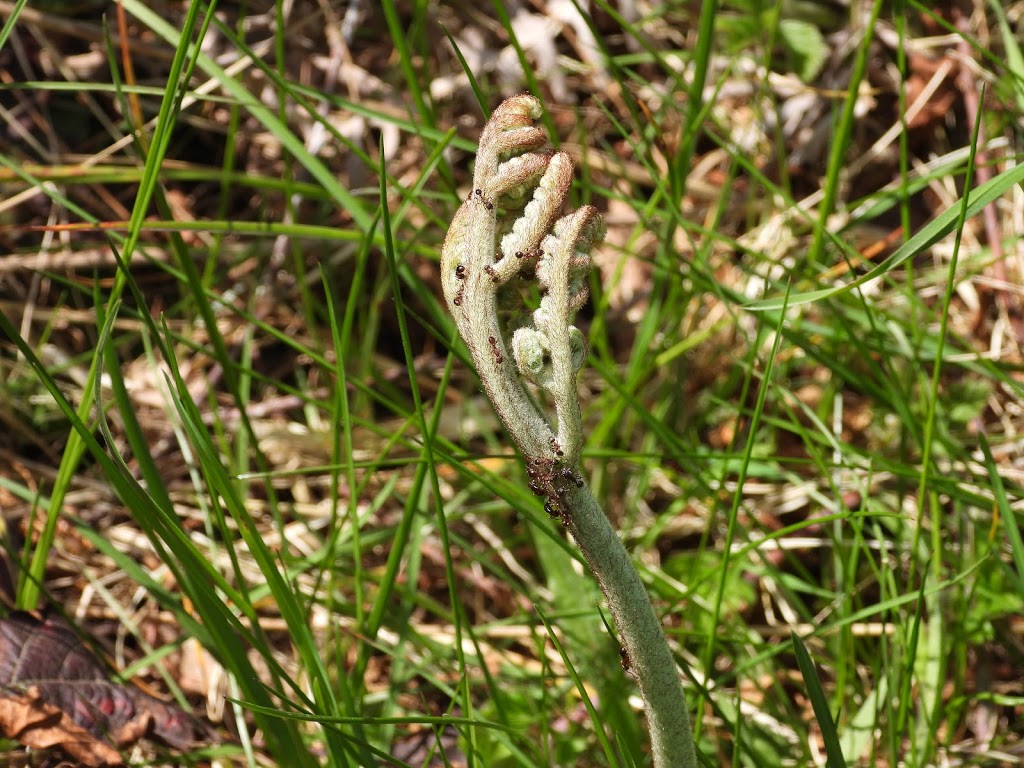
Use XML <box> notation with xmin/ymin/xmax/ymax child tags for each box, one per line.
<box><xmin>441</xmin><ymin>95</ymin><xmax>698</xmax><ymax>768</ymax></box>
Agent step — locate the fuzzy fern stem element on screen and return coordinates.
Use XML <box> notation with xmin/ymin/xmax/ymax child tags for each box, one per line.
<box><xmin>440</xmin><ymin>95</ymin><xmax>698</xmax><ymax>768</ymax></box>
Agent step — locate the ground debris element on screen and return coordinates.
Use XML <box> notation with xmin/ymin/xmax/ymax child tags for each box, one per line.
<box><xmin>0</xmin><ymin>612</ymin><xmax>201</xmax><ymax>766</ymax></box>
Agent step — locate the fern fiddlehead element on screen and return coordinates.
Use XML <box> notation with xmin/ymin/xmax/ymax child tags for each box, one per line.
<box><xmin>441</xmin><ymin>95</ymin><xmax>698</xmax><ymax>768</ymax></box>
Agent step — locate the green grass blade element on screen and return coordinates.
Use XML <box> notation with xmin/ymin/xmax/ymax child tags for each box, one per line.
<box><xmin>805</xmin><ymin>0</ymin><xmax>884</xmax><ymax>266</ymax></box>
<box><xmin>0</xmin><ymin>0</ymin><xmax>28</xmax><ymax>53</ymax></box>
<box><xmin>441</xmin><ymin>24</ymin><xmax>487</xmax><ymax>116</ymax></box>
<box><xmin>536</xmin><ymin>606</ymin><xmax>619</xmax><ymax>765</ymax></box>
<box><xmin>746</xmin><ymin>160</ymin><xmax>1024</xmax><ymax>311</ymax></box>
<box><xmin>377</xmin><ymin>135</ymin><xmax>479</xmax><ymax>760</ymax></box>
<box><xmin>119</xmin><ymin>0</ymin><xmax>372</xmax><ymax>232</ymax></box>
<box><xmin>979</xmin><ymin>434</ymin><xmax>1024</xmax><ymax>596</ymax></box>
<box><xmin>791</xmin><ymin>631</ymin><xmax>848</xmax><ymax>768</ymax></box>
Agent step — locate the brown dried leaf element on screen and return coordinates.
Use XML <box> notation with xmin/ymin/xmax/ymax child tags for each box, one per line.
<box><xmin>0</xmin><ymin>687</ymin><xmax>123</xmax><ymax>767</ymax></box>
<box><xmin>0</xmin><ymin>612</ymin><xmax>107</xmax><ymax>686</ymax></box>
<box><xmin>0</xmin><ymin>612</ymin><xmax>199</xmax><ymax>762</ymax></box>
